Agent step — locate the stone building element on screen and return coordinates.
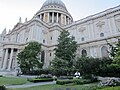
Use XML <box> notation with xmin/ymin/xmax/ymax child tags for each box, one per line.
<box><xmin>0</xmin><ymin>0</ymin><xmax>120</xmax><ymax>75</ymax></box>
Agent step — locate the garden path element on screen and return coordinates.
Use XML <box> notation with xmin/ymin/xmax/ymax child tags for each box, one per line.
<box><xmin>6</xmin><ymin>81</ymin><xmax>56</xmax><ymax>89</ymax></box>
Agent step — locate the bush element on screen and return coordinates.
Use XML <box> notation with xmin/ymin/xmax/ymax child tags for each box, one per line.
<box><xmin>56</xmin><ymin>78</ymin><xmax>95</xmax><ymax>85</ymax></box>
<box><xmin>0</xmin><ymin>75</ymin><xmax>3</xmax><ymax>77</ymax></box>
<box><xmin>82</xmin><ymin>74</ymin><xmax>98</xmax><ymax>82</ymax></box>
<box><xmin>56</xmin><ymin>80</ymin><xmax>73</xmax><ymax>85</ymax></box>
<box><xmin>59</xmin><ymin>76</ymin><xmax>73</xmax><ymax>79</ymax></box>
<box><xmin>0</xmin><ymin>85</ymin><xmax>6</xmax><ymax>90</ymax></box>
<box><xmin>27</xmin><ymin>78</ymin><xmax>53</xmax><ymax>83</ymax></box>
<box><xmin>73</xmin><ymin>79</ymin><xmax>91</xmax><ymax>85</ymax></box>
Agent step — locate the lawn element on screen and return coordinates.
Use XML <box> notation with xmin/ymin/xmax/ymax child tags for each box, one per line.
<box><xmin>8</xmin><ymin>83</ymin><xmax>98</xmax><ymax>90</ymax></box>
<box><xmin>0</xmin><ymin>76</ymin><xmax>30</xmax><ymax>85</ymax></box>
<box><xmin>98</xmin><ymin>86</ymin><xmax>120</xmax><ymax>90</ymax></box>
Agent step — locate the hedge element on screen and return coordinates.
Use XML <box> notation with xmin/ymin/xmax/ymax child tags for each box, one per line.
<box><xmin>0</xmin><ymin>85</ymin><xmax>6</xmax><ymax>90</ymax></box>
<box><xmin>56</xmin><ymin>79</ymin><xmax>95</xmax><ymax>85</ymax></box>
<box><xmin>27</xmin><ymin>78</ymin><xmax>53</xmax><ymax>83</ymax></box>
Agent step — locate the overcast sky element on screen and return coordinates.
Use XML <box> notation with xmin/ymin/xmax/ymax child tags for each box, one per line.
<box><xmin>0</xmin><ymin>0</ymin><xmax>120</xmax><ymax>33</ymax></box>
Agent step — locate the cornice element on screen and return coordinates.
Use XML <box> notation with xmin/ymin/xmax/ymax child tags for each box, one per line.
<box><xmin>64</xmin><ymin>5</ymin><xmax>120</xmax><ymax>29</ymax></box>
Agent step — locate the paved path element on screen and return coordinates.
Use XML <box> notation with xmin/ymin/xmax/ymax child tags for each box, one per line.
<box><xmin>6</xmin><ymin>81</ymin><xmax>56</xmax><ymax>89</ymax></box>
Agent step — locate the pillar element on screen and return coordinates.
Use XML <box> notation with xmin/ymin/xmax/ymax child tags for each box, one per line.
<box><xmin>47</xmin><ymin>13</ymin><xmax>50</xmax><ymax>23</ymax></box>
<box><xmin>7</xmin><ymin>48</ymin><xmax>14</xmax><ymax>71</ymax></box>
<box><xmin>40</xmin><ymin>14</ymin><xmax>42</xmax><ymax>20</ymax></box>
<box><xmin>111</xmin><ymin>16</ymin><xmax>118</xmax><ymax>33</ymax></box>
<box><xmin>43</xmin><ymin>13</ymin><xmax>45</xmax><ymax>22</ymax></box>
<box><xmin>65</xmin><ymin>16</ymin><xmax>66</xmax><ymax>25</ymax></box>
<box><xmin>15</xmin><ymin>49</ymin><xmax>20</xmax><ymax>69</ymax></box>
<box><xmin>0</xmin><ymin>49</ymin><xmax>5</xmax><ymax>69</ymax></box>
<box><xmin>2</xmin><ymin>49</ymin><xmax>8</xmax><ymax>70</ymax></box>
<box><xmin>52</xmin><ymin>12</ymin><xmax>54</xmax><ymax>23</ymax></box>
<box><xmin>57</xmin><ymin>13</ymin><xmax>59</xmax><ymax>23</ymax></box>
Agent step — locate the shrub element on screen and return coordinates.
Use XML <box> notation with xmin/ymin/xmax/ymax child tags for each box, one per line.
<box><xmin>56</xmin><ymin>80</ymin><xmax>73</xmax><ymax>85</ymax></box>
<box><xmin>59</xmin><ymin>76</ymin><xmax>73</xmax><ymax>79</ymax></box>
<box><xmin>73</xmin><ymin>79</ymin><xmax>91</xmax><ymax>85</ymax></box>
<box><xmin>0</xmin><ymin>85</ymin><xmax>6</xmax><ymax>90</ymax></box>
<box><xmin>27</xmin><ymin>78</ymin><xmax>53</xmax><ymax>83</ymax></box>
<box><xmin>0</xmin><ymin>75</ymin><xmax>3</xmax><ymax>77</ymax></box>
<box><xmin>56</xmin><ymin>78</ymin><xmax>95</xmax><ymax>85</ymax></box>
<box><xmin>82</xmin><ymin>74</ymin><xmax>98</xmax><ymax>83</ymax></box>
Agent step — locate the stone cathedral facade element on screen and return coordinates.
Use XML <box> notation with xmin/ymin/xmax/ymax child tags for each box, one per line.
<box><xmin>0</xmin><ymin>0</ymin><xmax>120</xmax><ymax>75</ymax></box>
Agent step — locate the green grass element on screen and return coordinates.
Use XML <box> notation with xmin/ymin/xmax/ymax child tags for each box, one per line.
<box><xmin>8</xmin><ymin>83</ymin><xmax>98</xmax><ymax>90</ymax></box>
<box><xmin>97</xmin><ymin>86</ymin><xmax>120</xmax><ymax>90</ymax></box>
<box><xmin>0</xmin><ymin>77</ymin><xmax>30</xmax><ymax>85</ymax></box>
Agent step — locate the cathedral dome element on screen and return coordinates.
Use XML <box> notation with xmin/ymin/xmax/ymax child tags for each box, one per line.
<box><xmin>41</xmin><ymin>0</ymin><xmax>67</xmax><ymax>11</ymax></box>
<box><xmin>34</xmin><ymin>0</ymin><xmax>73</xmax><ymax>25</ymax></box>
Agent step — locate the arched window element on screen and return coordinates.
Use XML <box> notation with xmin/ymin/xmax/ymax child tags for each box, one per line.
<box><xmin>41</xmin><ymin>51</ymin><xmax>45</xmax><ymax>63</ymax></box>
<box><xmin>101</xmin><ymin>46</ymin><xmax>109</xmax><ymax>58</ymax></box>
<box><xmin>100</xmin><ymin>33</ymin><xmax>104</xmax><ymax>37</ymax></box>
<box><xmin>81</xmin><ymin>49</ymin><xmax>87</xmax><ymax>56</ymax></box>
<box><xmin>81</xmin><ymin>37</ymin><xmax>85</xmax><ymax>41</ymax></box>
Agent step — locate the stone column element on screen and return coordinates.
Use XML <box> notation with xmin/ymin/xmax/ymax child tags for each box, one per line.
<box><xmin>0</xmin><ymin>49</ymin><xmax>5</xmax><ymax>69</ymax></box>
<box><xmin>65</xmin><ymin>16</ymin><xmax>66</xmax><ymax>25</ymax></box>
<box><xmin>52</xmin><ymin>12</ymin><xmax>54</xmax><ymax>23</ymax></box>
<box><xmin>2</xmin><ymin>49</ymin><xmax>8</xmax><ymax>70</ymax></box>
<box><xmin>15</xmin><ymin>49</ymin><xmax>20</xmax><ymax>69</ymax></box>
<box><xmin>7</xmin><ymin>48</ymin><xmax>14</xmax><ymax>71</ymax></box>
<box><xmin>111</xmin><ymin>17</ymin><xmax>117</xmax><ymax>33</ymax></box>
<box><xmin>43</xmin><ymin>13</ymin><xmax>45</xmax><ymax>22</ymax></box>
<box><xmin>40</xmin><ymin>14</ymin><xmax>42</xmax><ymax>20</ymax></box>
<box><xmin>57</xmin><ymin>13</ymin><xmax>59</xmax><ymax>23</ymax></box>
<box><xmin>47</xmin><ymin>12</ymin><xmax>50</xmax><ymax>23</ymax></box>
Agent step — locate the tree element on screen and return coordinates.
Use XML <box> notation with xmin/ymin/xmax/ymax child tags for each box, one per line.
<box><xmin>51</xmin><ymin>57</ymin><xmax>68</xmax><ymax>76</ymax></box>
<box><xmin>106</xmin><ymin>39</ymin><xmax>120</xmax><ymax>58</ymax></box>
<box><xmin>75</xmin><ymin>56</ymin><xmax>100</xmax><ymax>75</ymax></box>
<box><xmin>51</xmin><ymin>30</ymin><xmax>77</xmax><ymax>76</ymax></box>
<box><xmin>54</xmin><ymin>30</ymin><xmax>77</xmax><ymax>67</ymax></box>
<box><xmin>17</xmin><ymin>41</ymin><xmax>43</xmax><ymax>74</ymax></box>
<box><xmin>106</xmin><ymin>39</ymin><xmax>120</xmax><ymax>64</ymax></box>
<box><xmin>113</xmin><ymin>40</ymin><xmax>120</xmax><ymax>65</ymax></box>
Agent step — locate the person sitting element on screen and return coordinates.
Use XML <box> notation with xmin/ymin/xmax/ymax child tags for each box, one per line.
<box><xmin>74</xmin><ymin>71</ymin><xmax>80</xmax><ymax>78</ymax></box>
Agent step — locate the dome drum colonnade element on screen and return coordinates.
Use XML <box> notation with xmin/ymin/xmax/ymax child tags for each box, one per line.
<box><xmin>34</xmin><ymin>0</ymin><xmax>73</xmax><ymax>25</ymax></box>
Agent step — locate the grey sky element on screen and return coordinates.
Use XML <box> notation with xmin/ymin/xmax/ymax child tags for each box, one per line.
<box><xmin>0</xmin><ymin>0</ymin><xmax>120</xmax><ymax>33</ymax></box>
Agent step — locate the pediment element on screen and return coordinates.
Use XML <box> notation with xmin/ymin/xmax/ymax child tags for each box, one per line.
<box><xmin>116</xmin><ymin>19</ymin><xmax>120</xmax><ymax>22</ymax></box>
<box><xmin>13</xmin><ymin>23</ymin><xmax>23</xmax><ymax>30</ymax></box>
<box><xmin>96</xmin><ymin>21</ymin><xmax>105</xmax><ymax>27</ymax></box>
<box><xmin>78</xmin><ymin>27</ymin><xmax>86</xmax><ymax>32</ymax></box>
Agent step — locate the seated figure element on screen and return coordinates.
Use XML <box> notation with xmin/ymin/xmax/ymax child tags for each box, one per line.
<box><xmin>74</xmin><ymin>71</ymin><xmax>80</xmax><ymax>78</ymax></box>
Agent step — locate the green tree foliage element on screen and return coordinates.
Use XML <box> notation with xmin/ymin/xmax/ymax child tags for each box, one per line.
<box><xmin>114</xmin><ymin>40</ymin><xmax>120</xmax><ymax>65</ymax></box>
<box><xmin>17</xmin><ymin>41</ymin><xmax>43</xmax><ymax>74</ymax></box>
<box><xmin>54</xmin><ymin>30</ymin><xmax>77</xmax><ymax>67</ymax></box>
<box><xmin>106</xmin><ymin>39</ymin><xmax>120</xmax><ymax>58</ymax></box>
<box><xmin>51</xmin><ymin>30</ymin><xmax>77</xmax><ymax>76</ymax></box>
<box><xmin>51</xmin><ymin>57</ymin><xmax>68</xmax><ymax>76</ymax></box>
<box><xmin>75</xmin><ymin>56</ymin><xmax>100</xmax><ymax>75</ymax></box>
<box><xmin>75</xmin><ymin>56</ymin><xmax>113</xmax><ymax>77</ymax></box>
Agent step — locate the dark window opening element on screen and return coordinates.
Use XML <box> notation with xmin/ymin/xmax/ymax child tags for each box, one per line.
<box><xmin>100</xmin><ymin>33</ymin><xmax>104</xmax><ymax>37</ymax></box>
<box><xmin>43</xmin><ymin>40</ymin><xmax>45</xmax><ymax>43</ymax></box>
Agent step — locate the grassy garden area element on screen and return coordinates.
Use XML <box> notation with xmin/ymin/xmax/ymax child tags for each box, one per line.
<box><xmin>0</xmin><ymin>76</ymin><xmax>30</xmax><ymax>86</ymax></box>
<box><xmin>8</xmin><ymin>83</ymin><xmax>98</xmax><ymax>90</ymax></box>
<box><xmin>98</xmin><ymin>86</ymin><xmax>120</xmax><ymax>90</ymax></box>
<box><xmin>0</xmin><ymin>76</ymin><xmax>120</xmax><ymax>90</ymax></box>
<box><xmin>8</xmin><ymin>83</ymin><xmax>120</xmax><ymax>90</ymax></box>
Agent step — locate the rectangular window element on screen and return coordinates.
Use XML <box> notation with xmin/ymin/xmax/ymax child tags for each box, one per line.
<box><xmin>50</xmin><ymin>53</ymin><xmax>52</xmax><ymax>56</ymax></box>
<box><xmin>43</xmin><ymin>40</ymin><xmax>45</xmax><ymax>43</ymax></box>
